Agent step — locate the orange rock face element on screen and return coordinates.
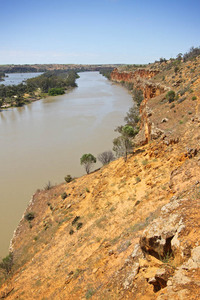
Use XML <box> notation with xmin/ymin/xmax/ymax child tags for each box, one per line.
<box><xmin>111</xmin><ymin>68</ymin><xmax>159</xmax><ymax>82</ymax></box>
<box><xmin>111</xmin><ymin>68</ymin><xmax>166</xmax><ymax>100</ymax></box>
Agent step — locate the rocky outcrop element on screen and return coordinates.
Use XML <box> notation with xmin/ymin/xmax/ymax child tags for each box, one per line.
<box><xmin>111</xmin><ymin>68</ymin><xmax>167</xmax><ymax>100</ymax></box>
<box><xmin>111</xmin><ymin>68</ymin><xmax>159</xmax><ymax>82</ymax></box>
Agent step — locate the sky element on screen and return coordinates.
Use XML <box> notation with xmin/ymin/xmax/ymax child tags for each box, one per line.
<box><xmin>0</xmin><ymin>0</ymin><xmax>200</xmax><ymax>64</ymax></box>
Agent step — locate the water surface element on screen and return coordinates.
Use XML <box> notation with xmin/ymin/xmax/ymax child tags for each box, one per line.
<box><xmin>1</xmin><ymin>72</ymin><xmax>43</xmax><ymax>86</ymax></box>
<box><xmin>0</xmin><ymin>72</ymin><xmax>133</xmax><ymax>256</ymax></box>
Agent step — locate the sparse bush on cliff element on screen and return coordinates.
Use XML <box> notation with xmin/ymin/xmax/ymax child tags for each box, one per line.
<box><xmin>166</xmin><ymin>90</ymin><xmax>175</xmax><ymax>103</ymax></box>
<box><xmin>80</xmin><ymin>153</ymin><xmax>96</xmax><ymax>174</ymax></box>
<box><xmin>132</xmin><ymin>88</ymin><xmax>143</xmax><ymax>106</ymax></box>
<box><xmin>44</xmin><ymin>181</ymin><xmax>53</xmax><ymax>190</ymax></box>
<box><xmin>122</xmin><ymin>81</ymin><xmax>133</xmax><ymax>91</ymax></box>
<box><xmin>64</xmin><ymin>175</ymin><xmax>73</xmax><ymax>183</ymax></box>
<box><xmin>159</xmin><ymin>57</ymin><xmax>167</xmax><ymax>63</ymax></box>
<box><xmin>124</xmin><ymin>106</ymin><xmax>140</xmax><ymax>127</ymax></box>
<box><xmin>76</xmin><ymin>222</ymin><xmax>83</xmax><ymax>230</ymax></box>
<box><xmin>61</xmin><ymin>192</ymin><xmax>67</xmax><ymax>200</ymax></box>
<box><xmin>98</xmin><ymin>151</ymin><xmax>115</xmax><ymax>165</ymax></box>
<box><xmin>183</xmin><ymin>46</ymin><xmax>200</xmax><ymax>62</ymax></box>
<box><xmin>69</xmin><ymin>229</ymin><xmax>74</xmax><ymax>235</ymax></box>
<box><xmin>174</xmin><ymin>66</ymin><xmax>179</xmax><ymax>74</ymax></box>
<box><xmin>24</xmin><ymin>212</ymin><xmax>35</xmax><ymax>221</ymax></box>
<box><xmin>0</xmin><ymin>253</ymin><xmax>13</xmax><ymax>275</ymax></box>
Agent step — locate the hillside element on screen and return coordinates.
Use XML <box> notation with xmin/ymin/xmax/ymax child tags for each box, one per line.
<box><xmin>0</xmin><ymin>54</ymin><xmax>200</xmax><ymax>299</ymax></box>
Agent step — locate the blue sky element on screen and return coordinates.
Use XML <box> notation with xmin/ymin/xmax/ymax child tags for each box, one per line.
<box><xmin>0</xmin><ymin>0</ymin><xmax>200</xmax><ymax>64</ymax></box>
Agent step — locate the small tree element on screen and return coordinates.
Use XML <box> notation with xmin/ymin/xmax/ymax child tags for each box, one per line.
<box><xmin>80</xmin><ymin>153</ymin><xmax>96</xmax><ymax>174</ymax></box>
<box><xmin>98</xmin><ymin>151</ymin><xmax>115</xmax><ymax>165</ymax></box>
<box><xmin>113</xmin><ymin>125</ymin><xmax>136</xmax><ymax>162</ymax></box>
<box><xmin>113</xmin><ymin>136</ymin><xmax>133</xmax><ymax>161</ymax></box>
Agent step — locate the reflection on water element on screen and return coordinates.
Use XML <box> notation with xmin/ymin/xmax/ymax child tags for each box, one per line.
<box><xmin>0</xmin><ymin>72</ymin><xmax>133</xmax><ymax>256</ymax></box>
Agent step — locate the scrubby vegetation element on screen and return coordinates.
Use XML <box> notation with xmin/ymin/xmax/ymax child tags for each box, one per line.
<box><xmin>183</xmin><ymin>46</ymin><xmax>200</xmax><ymax>62</ymax></box>
<box><xmin>98</xmin><ymin>151</ymin><xmax>115</xmax><ymax>165</ymax></box>
<box><xmin>0</xmin><ymin>253</ymin><xmax>13</xmax><ymax>276</ymax></box>
<box><xmin>24</xmin><ymin>212</ymin><xmax>35</xmax><ymax>221</ymax></box>
<box><xmin>0</xmin><ymin>70</ymin><xmax>79</xmax><ymax>108</ymax></box>
<box><xmin>80</xmin><ymin>154</ymin><xmax>97</xmax><ymax>174</ymax></box>
<box><xmin>166</xmin><ymin>90</ymin><xmax>176</xmax><ymax>103</ymax></box>
<box><xmin>48</xmin><ymin>87</ymin><xmax>65</xmax><ymax>96</ymax></box>
<box><xmin>64</xmin><ymin>175</ymin><xmax>73</xmax><ymax>183</ymax></box>
<box><xmin>99</xmin><ymin>67</ymin><xmax>114</xmax><ymax>79</ymax></box>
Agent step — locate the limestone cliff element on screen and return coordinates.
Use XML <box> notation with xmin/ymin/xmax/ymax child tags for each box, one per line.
<box><xmin>0</xmin><ymin>57</ymin><xmax>200</xmax><ymax>299</ymax></box>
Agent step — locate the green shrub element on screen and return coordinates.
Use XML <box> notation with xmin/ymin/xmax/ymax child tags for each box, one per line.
<box><xmin>0</xmin><ymin>253</ymin><xmax>13</xmax><ymax>275</ymax></box>
<box><xmin>192</xmin><ymin>96</ymin><xmax>197</xmax><ymax>100</ymax></box>
<box><xmin>61</xmin><ymin>192</ymin><xmax>67</xmax><ymax>200</ymax></box>
<box><xmin>48</xmin><ymin>87</ymin><xmax>65</xmax><ymax>96</ymax></box>
<box><xmin>174</xmin><ymin>66</ymin><xmax>179</xmax><ymax>74</ymax></box>
<box><xmin>135</xmin><ymin>176</ymin><xmax>141</xmax><ymax>183</ymax></box>
<box><xmin>64</xmin><ymin>175</ymin><xmax>73</xmax><ymax>183</ymax></box>
<box><xmin>76</xmin><ymin>222</ymin><xmax>83</xmax><ymax>230</ymax></box>
<box><xmin>69</xmin><ymin>229</ymin><xmax>74</xmax><ymax>235</ymax></box>
<box><xmin>24</xmin><ymin>212</ymin><xmax>35</xmax><ymax>221</ymax></box>
<box><xmin>166</xmin><ymin>90</ymin><xmax>175</xmax><ymax>103</ymax></box>
<box><xmin>72</xmin><ymin>216</ymin><xmax>80</xmax><ymax>225</ymax></box>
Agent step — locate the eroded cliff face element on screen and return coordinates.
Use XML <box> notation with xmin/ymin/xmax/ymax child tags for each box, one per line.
<box><xmin>111</xmin><ymin>68</ymin><xmax>169</xmax><ymax>145</ymax></box>
<box><xmin>111</xmin><ymin>68</ymin><xmax>159</xmax><ymax>82</ymax></box>
<box><xmin>0</xmin><ymin>58</ymin><xmax>200</xmax><ymax>299</ymax></box>
<box><xmin>111</xmin><ymin>68</ymin><xmax>166</xmax><ymax>100</ymax></box>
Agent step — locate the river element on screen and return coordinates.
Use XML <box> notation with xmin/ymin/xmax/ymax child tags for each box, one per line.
<box><xmin>0</xmin><ymin>71</ymin><xmax>133</xmax><ymax>257</ymax></box>
<box><xmin>1</xmin><ymin>72</ymin><xmax>43</xmax><ymax>86</ymax></box>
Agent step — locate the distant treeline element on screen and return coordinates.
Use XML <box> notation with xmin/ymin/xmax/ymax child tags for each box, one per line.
<box><xmin>183</xmin><ymin>46</ymin><xmax>200</xmax><ymax>62</ymax></box>
<box><xmin>0</xmin><ymin>70</ymin><xmax>79</xmax><ymax>108</ymax></box>
<box><xmin>0</xmin><ymin>64</ymin><xmax>121</xmax><ymax>74</ymax></box>
<box><xmin>0</xmin><ymin>66</ymin><xmax>45</xmax><ymax>73</ymax></box>
<box><xmin>26</xmin><ymin>70</ymin><xmax>79</xmax><ymax>93</ymax></box>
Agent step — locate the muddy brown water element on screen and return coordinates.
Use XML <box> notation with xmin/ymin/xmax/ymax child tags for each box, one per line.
<box><xmin>0</xmin><ymin>71</ymin><xmax>133</xmax><ymax>256</ymax></box>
